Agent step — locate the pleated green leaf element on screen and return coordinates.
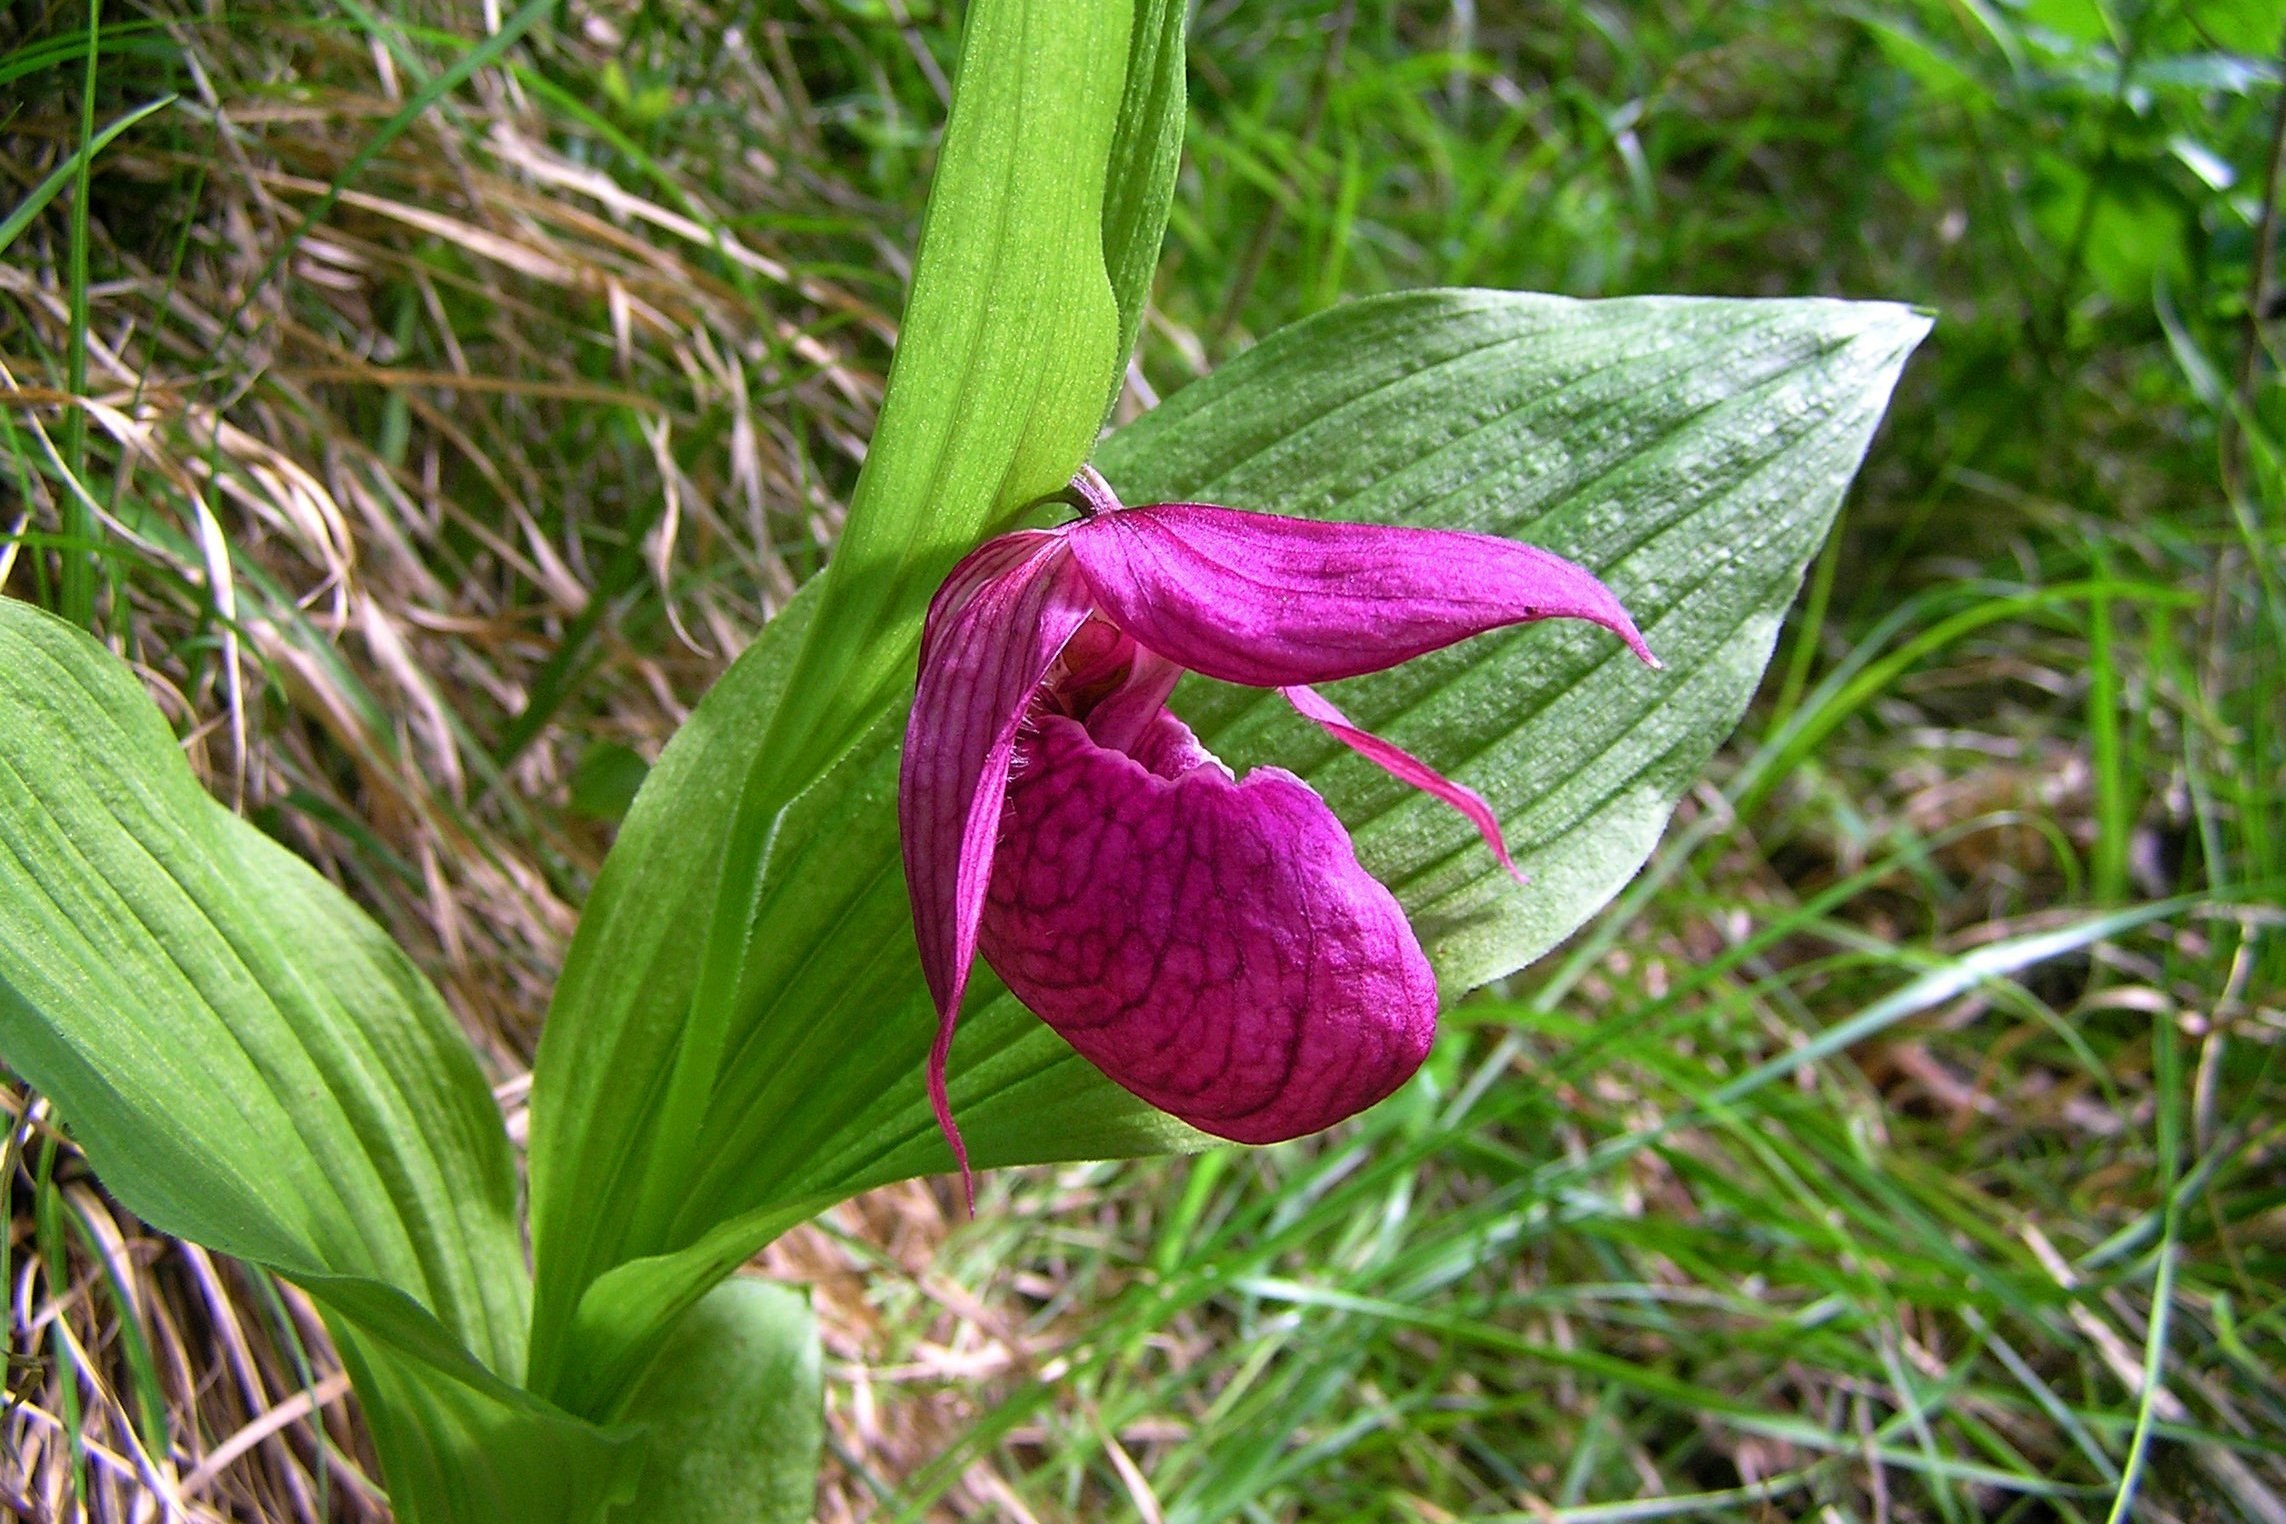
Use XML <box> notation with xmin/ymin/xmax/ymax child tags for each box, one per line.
<box><xmin>0</xmin><ymin>596</ymin><xmax>641</xmax><ymax>1521</ymax></box>
<box><xmin>526</xmin><ymin>583</ymin><xmax>1199</xmax><ymax>1415</ymax></box>
<box><xmin>730</xmin><ymin>0</ymin><xmax>1136</xmax><ymax>800</ymax></box>
<box><xmin>1104</xmin><ymin>291</ymin><xmax>1935</xmax><ymax>989</ymax></box>
<box><xmin>523</xmin><ymin>289</ymin><xmax>1927</xmax><ymax>1418</ymax></box>
<box><xmin>0</xmin><ymin>598</ymin><xmax>524</xmax><ymax>1368</ymax></box>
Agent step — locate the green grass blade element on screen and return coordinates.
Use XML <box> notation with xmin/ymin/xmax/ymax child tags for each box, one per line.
<box><xmin>57</xmin><ymin>0</ymin><xmax>101</xmax><ymax>628</ymax></box>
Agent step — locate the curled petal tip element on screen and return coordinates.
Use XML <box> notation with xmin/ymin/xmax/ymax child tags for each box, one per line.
<box><xmin>926</xmin><ymin>1017</ymin><xmax>974</xmax><ymax>1214</ymax></box>
<box><xmin>1281</xmin><ymin>684</ymin><xmax>1528</xmax><ymax>887</ymax></box>
<box><xmin>1609</xmin><ymin>617</ymin><xmax>1661</xmax><ymax>670</ymax></box>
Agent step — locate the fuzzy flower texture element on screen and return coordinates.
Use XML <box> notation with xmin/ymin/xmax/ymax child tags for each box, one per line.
<box><xmin>900</xmin><ymin>468</ymin><xmax>1658</xmax><ymax>1197</ymax></box>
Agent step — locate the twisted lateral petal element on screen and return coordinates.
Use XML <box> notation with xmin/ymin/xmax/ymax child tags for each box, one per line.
<box><xmin>1280</xmin><ymin>684</ymin><xmax>1525</xmax><ymax>886</ymax></box>
<box><xmin>979</xmin><ymin>714</ymin><xmax>1439</xmax><ymax>1143</ymax></box>
<box><xmin>898</xmin><ymin>532</ymin><xmax>1095</xmax><ymax>1178</ymax></box>
<box><xmin>1067</xmin><ymin>502</ymin><xmax>1659</xmax><ymax>686</ymax></box>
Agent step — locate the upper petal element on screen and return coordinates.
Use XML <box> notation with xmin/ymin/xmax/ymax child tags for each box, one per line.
<box><xmin>1066</xmin><ymin>501</ymin><xmax>1657</xmax><ymax>686</ymax></box>
<box><xmin>898</xmin><ymin>531</ymin><xmax>1095</xmax><ymax>1170</ymax></box>
<box><xmin>979</xmin><ymin>712</ymin><xmax>1438</xmax><ymax>1144</ymax></box>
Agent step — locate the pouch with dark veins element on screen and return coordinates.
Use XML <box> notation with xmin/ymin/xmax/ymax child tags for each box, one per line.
<box><xmin>981</xmin><ymin>711</ymin><xmax>1437</xmax><ymax>1146</ymax></box>
<box><xmin>900</xmin><ymin>467</ymin><xmax>1659</xmax><ymax>1202</ymax></box>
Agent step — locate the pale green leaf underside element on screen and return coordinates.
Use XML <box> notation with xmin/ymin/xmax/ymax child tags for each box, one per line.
<box><xmin>0</xmin><ymin>598</ymin><xmax>526</xmax><ymax>1374</ymax></box>
<box><xmin>719</xmin><ymin>0</ymin><xmax>1134</xmax><ymax>813</ymax></box>
<box><xmin>607</xmin><ymin>1279</ymin><xmax>822</xmax><ymax>1524</ymax></box>
<box><xmin>533</xmin><ymin>289</ymin><xmax>1926</xmax><ymax>1414</ymax></box>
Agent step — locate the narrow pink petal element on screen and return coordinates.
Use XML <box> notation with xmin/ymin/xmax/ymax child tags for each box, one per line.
<box><xmin>979</xmin><ymin>713</ymin><xmax>1438</xmax><ymax>1143</ymax></box>
<box><xmin>1067</xmin><ymin>502</ymin><xmax>1659</xmax><ymax>687</ymax></box>
<box><xmin>898</xmin><ymin>531</ymin><xmax>1095</xmax><ymax>1196</ymax></box>
<box><xmin>1281</xmin><ymin>684</ymin><xmax>1526</xmax><ymax>887</ymax></box>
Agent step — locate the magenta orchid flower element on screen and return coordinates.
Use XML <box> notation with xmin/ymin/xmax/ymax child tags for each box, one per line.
<box><xmin>900</xmin><ymin>468</ymin><xmax>1658</xmax><ymax>1198</ymax></box>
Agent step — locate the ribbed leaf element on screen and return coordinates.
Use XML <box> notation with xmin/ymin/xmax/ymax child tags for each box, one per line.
<box><xmin>0</xmin><ymin>598</ymin><xmax>524</xmax><ymax>1368</ymax></box>
<box><xmin>730</xmin><ymin>0</ymin><xmax>1134</xmax><ymax>798</ymax></box>
<box><xmin>523</xmin><ymin>290</ymin><xmax>1926</xmax><ymax>1416</ymax></box>
<box><xmin>527</xmin><ymin>592</ymin><xmax>1195</xmax><ymax>1413</ymax></box>
<box><xmin>1107</xmin><ymin>291</ymin><xmax>1935</xmax><ymax>988</ymax></box>
<box><xmin>0</xmin><ymin>596</ymin><xmax>641</xmax><ymax>1521</ymax></box>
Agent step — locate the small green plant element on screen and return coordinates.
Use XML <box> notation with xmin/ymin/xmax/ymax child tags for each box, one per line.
<box><xmin>0</xmin><ymin>1</ymin><xmax>1927</xmax><ymax>1516</ymax></box>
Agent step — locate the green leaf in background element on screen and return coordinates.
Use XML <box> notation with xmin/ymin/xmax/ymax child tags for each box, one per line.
<box><xmin>1101</xmin><ymin>291</ymin><xmax>1931</xmax><ymax>988</ymax></box>
<box><xmin>524</xmin><ymin>287</ymin><xmax>1927</xmax><ymax>1418</ymax></box>
<box><xmin>525</xmin><ymin>0</ymin><xmax>1190</xmax><ymax>1411</ymax></box>
<box><xmin>607</xmin><ymin>1279</ymin><xmax>822</xmax><ymax>1524</ymax></box>
<box><xmin>0</xmin><ymin>597</ymin><xmax>635</xmax><ymax>1521</ymax></box>
<box><xmin>0</xmin><ymin>95</ymin><xmax>174</xmax><ymax>259</ymax></box>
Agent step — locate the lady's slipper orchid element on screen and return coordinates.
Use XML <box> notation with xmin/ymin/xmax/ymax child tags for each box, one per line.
<box><xmin>901</xmin><ymin>468</ymin><xmax>1657</xmax><ymax>1195</ymax></box>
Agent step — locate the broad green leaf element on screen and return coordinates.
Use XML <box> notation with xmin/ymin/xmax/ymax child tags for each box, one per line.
<box><xmin>608</xmin><ymin>1279</ymin><xmax>822</xmax><ymax>1524</ymax></box>
<box><xmin>741</xmin><ymin>0</ymin><xmax>1136</xmax><ymax>798</ymax></box>
<box><xmin>1101</xmin><ymin>291</ymin><xmax>1932</xmax><ymax>989</ymax></box>
<box><xmin>526</xmin><ymin>290</ymin><xmax>1926</xmax><ymax>1416</ymax></box>
<box><xmin>0</xmin><ymin>596</ymin><xmax>525</xmax><ymax>1371</ymax></box>
<box><xmin>527</xmin><ymin>0</ymin><xmax>1191</xmax><ymax>1407</ymax></box>
<box><xmin>0</xmin><ymin>597</ymin><xmax>638</xmax><ymax>1520</ymax></box>
<box><xmin>526</xmin><ymin>580</ymin><xmax>1200</xmax><ymax>1415</ymax></box>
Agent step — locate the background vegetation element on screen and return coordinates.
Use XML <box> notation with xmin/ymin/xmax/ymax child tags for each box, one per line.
<box><xmin>2</xmin><ymin>0</ymin><xmax>2281</xmax><ymax>1518</ymax></box>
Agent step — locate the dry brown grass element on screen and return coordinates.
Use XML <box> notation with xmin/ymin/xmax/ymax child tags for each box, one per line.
<box><xmin>4</xmin><ymin>0</ymin><xmax>893</xmax><ymax>1067</ymax></box>
<box><xmin>4</xmin><ymin>1092</ymin><xmax>387</xmax><ymax>1520</ymax></box>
